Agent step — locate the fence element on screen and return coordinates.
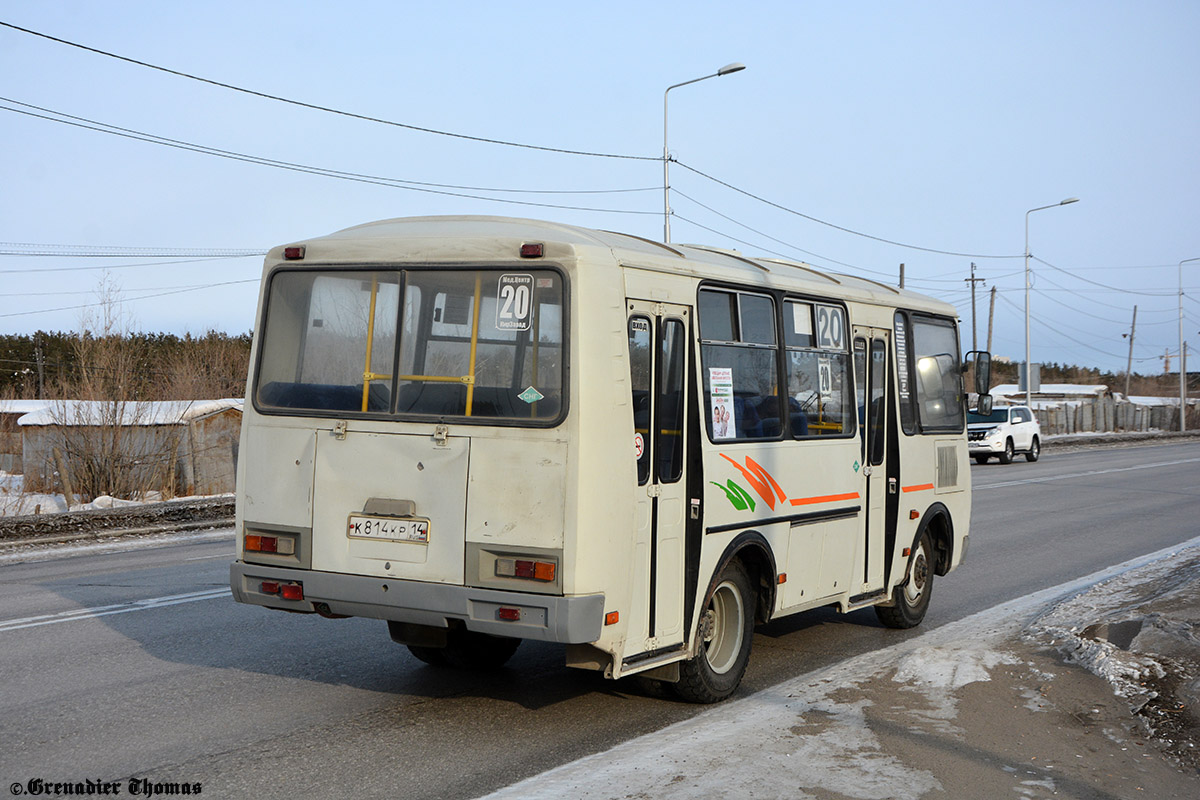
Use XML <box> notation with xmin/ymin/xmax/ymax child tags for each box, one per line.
<box><xmin>1032</xmin><ymin>397</ymin><xmax>1197</xmax><ymax>436</ymax></box>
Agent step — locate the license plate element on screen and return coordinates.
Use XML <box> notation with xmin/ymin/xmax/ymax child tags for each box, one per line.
<box><xmin>346</xmin><ymin>514</ymin><xmax>430</xmax><ymax>543</ymax></box>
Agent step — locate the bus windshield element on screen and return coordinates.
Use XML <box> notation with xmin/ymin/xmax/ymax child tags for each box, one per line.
<box><xmin>254</xmin><ymin>267</ymin><xmax>565</xmax><ymax>422</ymax></box>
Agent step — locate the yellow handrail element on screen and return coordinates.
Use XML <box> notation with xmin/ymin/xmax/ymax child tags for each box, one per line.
<box><xmin>361</xmin><ymin>276</ymin><xmax>379</xmax><ymax>412</ymax></box>
<box><xmin>464</xmin><ymin>273</ymin><xmax>482</xmax><ymax>416</ymax></box>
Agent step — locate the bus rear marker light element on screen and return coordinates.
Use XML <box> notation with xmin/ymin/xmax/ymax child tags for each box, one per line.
<box><xmin>280</xmin><ymin>583</ymin><xmax>304</xmax><ymax>601</ymax></box>
<box><xmin>260</xmin><ymin>581</ymin><xmax>280</xmax><ymax>595</ymax></box>
<box><xmin>498</xmin><ymin>607</ymin><xmax>521</xmax><ymax>621</ymax></box>
<box><xmin>605</xmin><ymin>611</ymin><xmax>619</xmax><ymax>626</ymax></box>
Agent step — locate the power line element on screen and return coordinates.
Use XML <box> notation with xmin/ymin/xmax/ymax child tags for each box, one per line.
<box><xmin>0</xmin><ymin>284</ymin><xmax>211</xmax><ymax>297</ymax></box>
<box><xmin>1032</xmin><ymin>256</ymin><xmax>1175</xmax><ymax>296</ymax></box>
<box><xmin>0</xmin><ymin>279</ymin><xmax>258</xmax><ymax>319</ymax></box>
<box><xmin>0</xmin><ymin>256</ymin><xmax>252</xmax><ymax>275</ymax></box>
<box><xmin>0</xmin><ymin>98</ymin><xmax>660</xmax><ymax>216</ymax></box>
<box><xmin>670</xmin><ymin>190</ymin><xmax>896</xmax><ymax>278</ymax></box>
<box><xmin>0</xmin><ymin>244</ymin><xmax>264</xmax><ymax>258</ymax></box>
<box><xmin>1033</xmin><ymin>271</ymin><xmax>1178</xmax><ymax>314</ymax></box>
<box><xmin>674</xmin><ymin>160</ymin><xmax>1022</xmax><ymax>260</ymax></box>
<box><xmin>995</xmin><ymin>290</ymin><xmax>1139</xmax><ymax>360</ymax></box>
<box><xmin>0</xmin><ymin>20</ymin><xmax>655</xmax><ymax>162</ymax></box>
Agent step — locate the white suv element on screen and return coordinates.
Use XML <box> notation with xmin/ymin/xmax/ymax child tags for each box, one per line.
<box><xmin>967</xmin><ymin>405</ymin><xmax>1041</xmax><ymax>464</ymax></box>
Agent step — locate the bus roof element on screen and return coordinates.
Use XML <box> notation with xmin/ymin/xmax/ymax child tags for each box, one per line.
<box><xmin>280</xmin><ymin>215</ymin><xmax>957</xmax><ymax>317</ymax></box>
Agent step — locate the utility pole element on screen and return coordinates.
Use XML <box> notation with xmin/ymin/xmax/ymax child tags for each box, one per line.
<box><xmin>964</xmin><ymin>262</ymin><xmax>986</xmax><ymax>353</ymax></box>
<box><xmin>986</xmin><ymin>286</ymin><xmax>997</xmax><ymax>354</ymax></box>
<box><xmin>898</xmin><ymin>263</ymin><xmax>905</xmax><ymax>289</ymax></box>
<box><xmin>1123</xmin><ymin>306</ymin><xmax>1137</xmax><ymax>398</ymax></box>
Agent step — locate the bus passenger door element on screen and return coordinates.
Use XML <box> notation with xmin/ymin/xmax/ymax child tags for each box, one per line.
<box><xmin>627</xmin><ymin>301</ymin><xmax>690</xmax><ymax>652</ymax></box>
<box><xmin>854</xmin><ymin>328</ymin><xmax>889</xmax><ymax>593</ymax></box>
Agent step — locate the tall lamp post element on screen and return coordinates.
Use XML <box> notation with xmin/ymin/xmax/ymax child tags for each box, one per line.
<box><xmin>663</xmin><ymin>62</ymin><xmax>746</xmax><ymax>243</ymax></box>
<box><xmin>1180</xmin><ymin>257</ymin><xmax>1200</xmax><ymax>431</ymax></box>
<box><xmin>1024</xmin><ymin>197</ymin><xmax>1080</xmax><ymax>407</ymax></box>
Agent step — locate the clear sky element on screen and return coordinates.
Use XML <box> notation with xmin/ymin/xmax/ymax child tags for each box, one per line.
<box><xmin>2</xmin><ymin>1</ymin><xmax>1197</xmax><ymax>376</ymax></box>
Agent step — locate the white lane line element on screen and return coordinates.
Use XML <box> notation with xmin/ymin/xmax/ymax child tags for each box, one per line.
<box><xmin>976</xmin><ymin>456</ymin><xmax>1200</xmax><ymax>490</ymax></box>
<box><xmin>0</xmin><ymin>588</ymin><xmax>231</xmax><ymax>632</ymax></box>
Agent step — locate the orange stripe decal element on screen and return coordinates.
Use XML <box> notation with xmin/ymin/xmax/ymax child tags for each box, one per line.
<box><xmin>901</xmin><ymin>483</ymin><xmax>935</xmax><ymax>493</ymax></box>
<box><xmin>789</xmin><ymin>492</ymin><xmax>861</xmax><ymax>506</ymax></box>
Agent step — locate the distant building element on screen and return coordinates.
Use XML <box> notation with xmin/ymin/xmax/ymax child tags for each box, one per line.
<box><xmin>17</xmin><ymin>399</ymin><xmax>242</xmax><ymax>496</ymax></box>
<box><xmin>0</xmin><ymin>400</ymin><xmax>53</xmax><ymax>473</ymax></box>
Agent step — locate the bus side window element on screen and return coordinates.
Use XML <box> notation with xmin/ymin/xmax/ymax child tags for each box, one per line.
<box><xmin>854</xmin><ymin>338</ymin><xmax>868</xmax><ymax>457</ymax></box>
<box><xmin>698</xmin><ymin>288</ymin><xmax>779</xmax><ymax>442</ymax></box>
<box><xmin>628</xmin><ymin>316</ymin><xmax>653</xmax><ymax>485</ymax></box>
<box><xmin>657</xmin><ymin>318</ymin><xmax>686</xmax><ymax>483</ymax></box>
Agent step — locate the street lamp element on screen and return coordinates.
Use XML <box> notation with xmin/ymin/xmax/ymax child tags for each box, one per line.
<box><xmin>663</xmin><ymin>62</ymin><xmax>746</xmax><ymax>243</ymax></box>
<box><xmin>1180</xmin><ymin>257</ymin><xmax>1200</xmax><ymax>431</ymax></box>
<box><xmin>1024</xmin><ymin>197</ymin><xmax>1079</xmax><ymax>407</ymax></box>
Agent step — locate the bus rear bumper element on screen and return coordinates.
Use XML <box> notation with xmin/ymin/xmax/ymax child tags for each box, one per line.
<box><xmin>230</xmin><ymin>562</ymin><xmax>605</xmax><ymax>644</ymax></box>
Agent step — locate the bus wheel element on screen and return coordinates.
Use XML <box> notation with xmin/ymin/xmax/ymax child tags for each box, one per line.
<box><xmin>875</xmin><ymin>532</ymin><xmax>934</xmax><ymax>629</ymax></box>
<box><xmin>675</xmin><ymin>560</ymin><xmax>755</xmax><ymax>703</ymax></box>
<box><xmin>408</xmin><ymin>628</ymin><xmax>521</xmax><ymax>670</ymax></box>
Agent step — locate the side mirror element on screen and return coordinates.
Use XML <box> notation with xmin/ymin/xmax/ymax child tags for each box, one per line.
<box><xmin>964</xmin><ymin>350</ymin><xmax>992</xmax><ymax>394</ymax></box>
<box><xmin>965</xmin><ymin>350</ymin><xmax>993</xmax><ymax>416</ymax></box>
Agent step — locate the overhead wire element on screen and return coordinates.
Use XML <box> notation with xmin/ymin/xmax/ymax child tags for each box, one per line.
<box><xmin>0</xmin><ymin>98</ymin><xmax>660</xmax><ymax>216</ymax></box>
<box><xmin>995</xmin><ymin>290</ymin><xmax>1148</xmax><ymax>361</ymax></box>
<box><xmin>0</xmin><ymin>279</ymin><xmax>258</xmax><ymax>319</ymax></box>
<box><xmin>673</xmin><ymin>160</ymin><xmax>1022</xmax><ymax>260</ymax></box>
<box><xmin>0</xmin><ymin>256</ymin><xmax>254</xmax><ymax>275</ymax></box>
<box><xmin>1032</xmin><ymin>256</ymin><xmax>1175</xmax><ymax>296</ymax></box>
<box><xmin>670</xmin><ymin>190</ymin><xmax>897</xmax><ymax>277</ymax></box>
<box><xmin>0</xmin><ymin>20</ymin><xmax>655</xmax><ymax>162</ymax></box>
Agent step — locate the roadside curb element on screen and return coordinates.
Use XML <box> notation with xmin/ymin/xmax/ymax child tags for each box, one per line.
<box><xmin>0</xmin><ymin>496</ymin><xmax>234</xmax><ymax>547</ymax></box>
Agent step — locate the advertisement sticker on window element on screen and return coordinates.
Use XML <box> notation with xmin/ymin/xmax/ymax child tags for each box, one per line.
<box><xmin>709</xmin><ymin>367</ymin><xmax>736</xmax><ymax>439</ymax></box>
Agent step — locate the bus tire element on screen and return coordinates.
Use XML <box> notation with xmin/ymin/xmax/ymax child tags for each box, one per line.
<box><xmin>674</xmin><ymin>560</ymin><xmax>755</xmax><ymax>703</ymax></box>
<box><xmin>875</xmin><ymin>531</ymin><xmax>934</xmax><ymax>629</ymax></box>
<box><xmin>408</xmin><ymin>629</ymin><xmax>521</xmax><ymax>670</ymax></box>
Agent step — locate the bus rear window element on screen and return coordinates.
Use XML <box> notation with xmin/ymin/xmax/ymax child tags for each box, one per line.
<box><xmin>255</xmin><ymin>268</ymin><xmax>565</xmax><ymax>423</ymax></box>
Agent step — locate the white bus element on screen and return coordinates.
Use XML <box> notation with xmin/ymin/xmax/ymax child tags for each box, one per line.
<box><xmin>231</xmin><ymin>216</ymin><xmax>991</xmax><ymax>702</ymax></box>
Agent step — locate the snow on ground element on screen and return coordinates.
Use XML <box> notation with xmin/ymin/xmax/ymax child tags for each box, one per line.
<box><xmin>0</xmin><ymin>469</ymin><xmax>227</xmax><ymax>517</ymax></box>
<box><xmin>482</xmin><ymin>536</ymin><xmax>1200</xmax><ymax>800</ymax></box>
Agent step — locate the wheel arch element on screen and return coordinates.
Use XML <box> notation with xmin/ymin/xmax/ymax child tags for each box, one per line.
<box><xmin>914</xmin><ymin>502</ymin><xmax>955</xmax><ymax>576</ymax></box>
<box><xmin>707</xmin><ymin>530</ymin><xmax>778</xmax><ymax>626</ymax></box>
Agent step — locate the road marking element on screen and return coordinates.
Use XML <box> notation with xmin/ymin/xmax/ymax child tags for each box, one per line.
<box><xmin>0</xmin><ymin>588</ymin><xmax>231</xmax><ymax>632</ymax></box>
<box><xmin>976</xmin><ymin>456</ymin><xmax>1200</xmax><ymax>490</ymax></box>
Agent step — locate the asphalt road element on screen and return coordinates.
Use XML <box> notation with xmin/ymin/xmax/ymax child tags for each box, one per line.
<box><xmin>1</xmin><ymin>441</ymin><xmax>1198</xmax><ymax>798</ymax></box>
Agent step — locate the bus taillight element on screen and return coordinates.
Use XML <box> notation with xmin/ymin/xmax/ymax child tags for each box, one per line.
<box><xmin>495</xmin><ymin>557</ymin><xmax>556</xmax><ymax>582</ymax></box>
